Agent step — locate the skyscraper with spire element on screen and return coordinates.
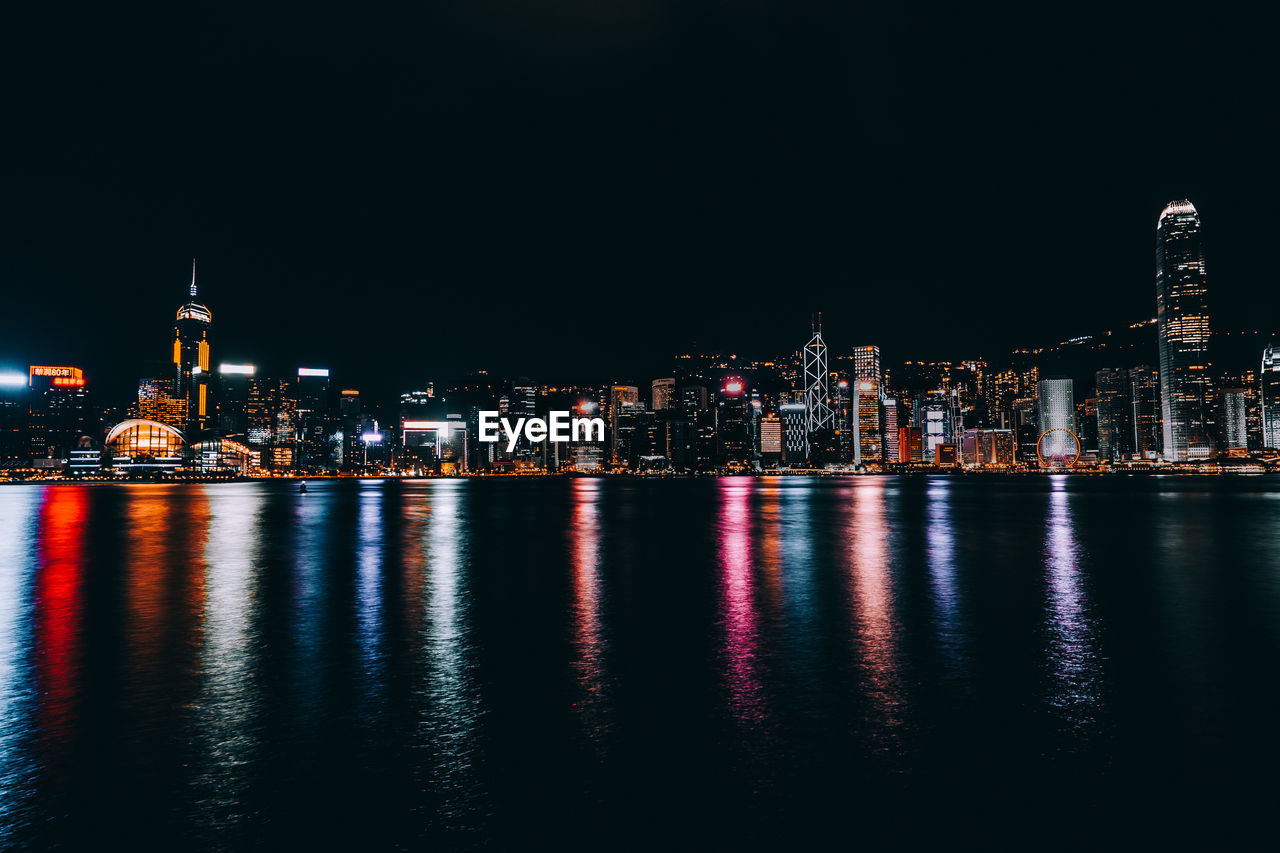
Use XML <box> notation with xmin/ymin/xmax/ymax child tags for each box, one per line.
<box><xmin>173</xmin><ymin>260</ymin><xmax>213</xmax><ymax>434</ymax></box>
<box><xmin>1156</xmin><ymin>200</ymin><xmax>1211</xmax><ymax>461</ymax></box>
<box><xmin>803</xmin><ymin>315</ymin><xmax>833</xmax><ymax>457</ymax></box>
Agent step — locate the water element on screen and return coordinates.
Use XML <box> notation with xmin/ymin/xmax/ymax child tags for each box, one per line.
<box><xmin>2</xmin><ymin>476</ymin><xmax>1279</xmax><ymax>848</ymax></box>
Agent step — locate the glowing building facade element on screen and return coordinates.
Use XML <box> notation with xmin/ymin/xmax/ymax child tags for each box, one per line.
<box><xmin>173</xmin><ymin>262</ymin><xmax>213</xmax><ymax>433</ymax></box>
<box><xmin>1036</xmin><ymin>377</ymin><xmax>1079</xmax><ymax>467</ymax></box>
<box><xmin>1262</xmin><ymin>346</ymin><xmax>1280</xmax><ymax>449</ymax></box>
<box><xmin>1156</xmin><ymin>200</ymin><xmax>1211</xmax><ymax>461</ymax></box>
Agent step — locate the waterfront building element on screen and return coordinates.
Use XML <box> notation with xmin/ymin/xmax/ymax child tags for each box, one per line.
<box><xmin>1037</xmin><ymin>377</ymin><xmax>1079</xmax><ymax>468</ymax></box>
<box><xmin>27</xmin><ymin>365</ymin><xmax>89</xmax><ymax>464</ymax></box>
<box><xmin>1095</xmin><ymin>368</ymin><xmax>1132</xmax><ymax>462</ymax></box>
<box><xmin>1128</xmin><ymin>365</ymin><xmax>1162</xmax><ymax>459</ymax></box>
<box><xmin>1263</xmin><ymin>346</ymin><xmax>1280</xmax><ymax>449</ymax></box>
<box><xmin>1156</xmin><ymin>200</ymin><xmax>1212</xmax><ymax>461</ymax></box>
<box><xmin>173</xmin><ymin>262</ymin><xmax>213</xmax><ymax>434</ymax></box>
<box><xmin>1220</xmin><ymin>388</ymin><xmax>1248</xmax><ymax>457</ymax></box>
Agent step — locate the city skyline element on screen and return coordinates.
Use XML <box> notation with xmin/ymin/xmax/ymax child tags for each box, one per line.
<box><xmin>4</xmin><ymin>195</ymin><xmax>1280</xmax><ymax>477</ymax></box>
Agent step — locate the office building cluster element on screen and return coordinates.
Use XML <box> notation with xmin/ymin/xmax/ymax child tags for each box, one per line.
<box><xmin>3</xmin><ymin>200</ymin><xmax>1279</xmax><ymax>477</ymax></box>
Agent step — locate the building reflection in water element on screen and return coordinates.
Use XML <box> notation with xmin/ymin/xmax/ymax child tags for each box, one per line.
<box><xmin>845</xmin><ymin>478</ymin><xmax>906</xmax><ymax>753</ymax></box>
<box><xmin>33</xmin><ymin>486</ymin><xmax>90</xmax><ymax>747</ymax></box>
<box><xmin>356</xmin><ymin>482</ymin><xmax>386</xmax><ymax>710</ymax></box>
<box><xmin>1043</xmin><ymin>476</ymin><xmax>1102</xmax><ymax>735</ymax></box>
<box><xmin>420</xmin><ymin>481</ymin><xmax>484</xmax><ymax>820</ymax></box>
<box><xmin>925</xmin><ymin>478</ymin><xmax>966</xmax><ymax>677</ymax></box>
<box><xmin>191</xmin><ymin>483</ymin><xmax>264</xmax><ymax>830</ymax></box>
<box><xmin>0</xmin><ymin>487</ymin><xmax>41</xmax><ymax>837</ymax></box>
<box><xmin>716</xmin><ymin>479</ymin><xmax>767</xmax><ymax>730</ymax></box>
<box><xmin>568</xmin><ymin>478</ymin><xmax>610</xmax><ymax>744</ymax></box>
<box><xmin>123</xmin><ymin>485</ymin><xmax>209</xmax><ymax>731</ymax></box>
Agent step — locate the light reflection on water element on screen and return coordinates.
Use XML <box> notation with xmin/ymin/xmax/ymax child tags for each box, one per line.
<box><xmin>1043</xmin><ymin>477</ymin><xmax>1103</xmax><ymax>737</ymax></box>
<box><xmin>845</xmin><ymin>478</ymin><xmax>907</xmax><ymax>755</ymax></box>
<box><xmin>0</xmin><ymin>476</ymin><xmax>1278</xmax><ymax>844</ymax></box>
<box><xmin>569</xmin><ymin>478</ymin><xmax>610</xmax><ymax>745</ymax></box>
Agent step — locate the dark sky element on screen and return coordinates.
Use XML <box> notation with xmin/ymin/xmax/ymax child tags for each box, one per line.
<box><xmin>1</xmin><ymin>3</ymin><xmax>1273</xmax><ymax>400</ymax></box>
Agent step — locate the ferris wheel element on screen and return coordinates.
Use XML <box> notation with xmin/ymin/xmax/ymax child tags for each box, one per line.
<box><xmin>1036</xmin><ymin>427</ymin><xmax>1081</xmax><ymax>469</ymax></box>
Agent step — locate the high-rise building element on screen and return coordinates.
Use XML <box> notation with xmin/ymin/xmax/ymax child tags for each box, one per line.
<box><xmin>855</xmin><ymin>380</ymin><xmax>881</xmax><ymax>466</ymax></box>
<box><xmin>1036</xmin><ymin>377</ymin><xmax>1078</xmax><ymax>467</ymax></box>
<box><xmin>173</xmin><ymin>261</ymin><xmax>213</xmax><ymax>434</ymax></box>
<box><xmin>0</xmin><ymin>371</ymin><xmax>28</xmax><ymax>461</ymax></box>
<box><xmin>803</xmin><ymin>321</ymin><xmax>833</xmax><ymax>439</ymax></box>
<box><xmin>780</xmin><ymin>402</ymin><xmax>807</xmax><ymax>463</ymax></box>
<box><xmin>1262</xmin><ymin>346</ymin><xmax>1280</xmax><ymax>449</ymax></box>
<box><xmin>852</xmin><ymin>345</ymin><xmax>882</xmax><ymax>388</ymax></box>
<box><xmin>137</xmin><ymin>375</ymin><xmax>187</xmax><ymax>430</ymax></box>
<box><xmin>1128</xmin><ymin>365</ymin><xmax>1162</xmax><ymax>459</ymax></box>
<box><xmin>296</xmin><ymin>368</ymin><xmax>332</xmax><ymax>470</ymax></box>
<box><xmin>1095</xmin><ymin>368</ymin><xmax>1132</xmax><ymax>462</ymax></box>
<box><xmin>216</xmin><ymin>363</ymin><xmax>256</xmax><ymax>436</ymax></box>
<box><xmin>898</xmin><ymin>426</ymin><xmax>923</xmax><ymax>463</ymax></box>
<box><xmin>759</xmin><ymin>414</ymin><xmax>782</xmax><ymax>459</ymax></box>
<box><xmin>1156</xmin><ymin>200</ymin><xmax>1212</xmax><ymax>461</ymax></box>
<box><xmin>882</xmin><ymin>398</ymin><xmax>899</xmax><ymax>463</ymax></box>
<box><xmin>1220</xmin><ymin>388</ymin><xmax>1248</xmax><ymax>456</ymax></box>
<box><xmin>651</xmin><ymin>377</ymin><xmax>676</xmax><ymax>411</ymax></box>
<box><xmin>27</xmin><ymin>365</ymin><xmax>90</xmax><ymax>463</ymax></box>
<box><xmin>608</xmin><ymin>385</ymin><xmax>640</xmax><ymax>463</ymax></box>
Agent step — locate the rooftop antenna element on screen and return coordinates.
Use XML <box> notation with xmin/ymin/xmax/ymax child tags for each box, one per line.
<box><xmin>190</xmin><ymin>258</ymin><xmax>197</xmax><ymax>299</ymax></box>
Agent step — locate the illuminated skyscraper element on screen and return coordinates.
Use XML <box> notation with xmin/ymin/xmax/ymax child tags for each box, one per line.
<box><xmin>1262</xmin><ymin>346</ymin><xmax>1280</xmax><ymax>449</ymax></box>
<box><xmin>1128</xmin><ymin>365</ymin><xmax>1162</xmax><ymax>459</ymax></box>
<box><xmin>173</xmin><ymin>261</ymin><xmax>213</xmax><ymax>433</ymax></box>
<box><xmin>1036</xmin><ymin>377</ymin><xmax>1078</xmax><ymax>467</ymax></box>
<box><xmin>27</xmin><ymin>366</ymin><xmax>89</xmax><ymax>463</ymax></box>
<box><xmin>855</xmin><ymin>380</ymin><xmax>881</xmax><ymax>466</ymax></box>
<box><xmin>651</xmin><ymin>377</ymin><xmax>676</xmax><ymax>411</ymax></box>
<box><xmin>803</xmin><ymin>320</ymin><xmax>833</xmax><ymax>440</ymax></box>
<box><xmin>852</xmin><ymin>345</ymin><xmax>882</xmax><ymax>388</ymax></box>
<box><xmin>1095</xmin><ymin>368</ymin><xmax>1131</xmax><ymax>461</ymax></box>
<box><xmin>1156</xmin><ymin>200</ymin><xmax>1211</xmax><ymax>461</ymax></box>
<box><xmin>608</xmin><ymin>385</ymin><xmax>639</xmax><ymax>463</ymax></box>
<box><xmin>1220</xmin><ymin>388</ymin><xmax>1248</xmax><ymax>456</ymax></box>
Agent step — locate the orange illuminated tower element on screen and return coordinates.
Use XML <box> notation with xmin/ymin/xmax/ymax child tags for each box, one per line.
<box><xmin>173</xmin><ymin>260</ymin><xmax>213</xmax><ymax>433</ymax></box>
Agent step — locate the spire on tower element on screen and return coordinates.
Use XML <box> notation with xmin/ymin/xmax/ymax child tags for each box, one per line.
<box><xmin>190</xmin><ymin>259</ymin><xmax>197</xmax><ymax>298</ymax></box>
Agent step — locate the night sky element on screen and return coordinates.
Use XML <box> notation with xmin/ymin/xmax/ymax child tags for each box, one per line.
<box><xmin>1</xmin><ymin>4</ymin><xmax>1273</xmax><ymax>400</ymax></box>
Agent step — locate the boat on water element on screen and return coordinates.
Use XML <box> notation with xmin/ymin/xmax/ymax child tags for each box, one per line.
<box><xmin>299</xmin><ymin>480</ymin><xmax>308</xmax><ymax>494</ymax></box>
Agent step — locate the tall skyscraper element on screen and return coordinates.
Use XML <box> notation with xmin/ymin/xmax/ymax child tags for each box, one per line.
<box><xmin>173</xmin><ymin>261</ymin><xmax>213</xmax><ymax>434</ymax></box>
<box><xmin>1036</xmin><ymin>377</ymin><xmax>1078</xmax><ymax>467</ymax></box>
<box><xmin>1262</xmin><ymin>346</ymin><xmax>1280</xmax><ymax>449</ymax></box>
<box><xmin>608</xmin><ymin>385</ymin><xmax>639</xmax><ymax>464</ymax></box>
<box><xmin>1220</xmin><ymin>388</ymin><xmax>1248</xmax><ymax>456</ymax></box>
<box><xmin>1128</xmin><ymin>365</ymin><xmax>1162</xmax><ymax>459</ymax></box>
<box><xmin>1156</xmin><ymin>200</ymin><xmax>1211</xmax><ymax>461</ymax></box>
<box><xmin>852</xmin><ymin>345</ymin><xmax>882</xmax><ymax>388</ymax></box>
<box><xmin>855</xmin><ymin>380</ymin><xmax>881</xmax><ymax>466</ymax></box>
<box><xmin>651</xmin><ymin>377</ymin><xmax>676</xmax><ymax>411</ymax></box>
<box><xmin>27</xmin><ymin>366</ymin><xmax>89</xmax><ymax>463</ymax></box>
<box><xmin>803</xmin><ymin>320</ymin><xmax>833</xmax><ymax>440</ymax></box>
<box><xmin>1095</xmin><ymin>368</ymin><xmax>1132</xmax><ymax>461</ymax></box>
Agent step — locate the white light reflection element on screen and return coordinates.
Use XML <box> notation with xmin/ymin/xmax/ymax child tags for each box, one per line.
<box><xmin>421</xmin><ymin>481</ymin><xmax>483</xmax><ymax>822</ymax></box>
<box><xmin>0</xmin><ymin>487</ymin><xmax>41</xmax><ymax>839</ymax></box>
<box><xmin>191</xmin><ymin>482</ymin><xmax>263</xmax><ymax>831</ymax></box>
<box><xmin>925</xmin><ymin>478</ymin><xmax>966</xmax><ymax>676</ymax></box>
<box><xmin>356</xmin><ymin>482</ymin><xmax>386</xmax><ymax>710</ymax></box>
<box><xmin>1044</xmin><ymin>476</ymin><xmax>1102</xmax><ymax>736</ymax></box>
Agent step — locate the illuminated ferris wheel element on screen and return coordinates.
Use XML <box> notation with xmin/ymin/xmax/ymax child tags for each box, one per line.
<box><xmin>1036</xmin><ymin>427</ymin><xmax>1081</xmax><ymax>469</ymax></box>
